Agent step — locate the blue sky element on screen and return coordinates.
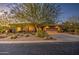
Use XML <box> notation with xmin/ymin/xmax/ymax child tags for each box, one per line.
<box><xmin>0</xmin><ymin>3</ymin><xmax>79</xmax><ymax>22</ymax></box>
<box><xmin>0</xmin><ymin>3</ymin><xmax>9</xmax><ymax>11</ymax></box>
<box><xmin>60</xmin><ymin>3</ymin><xmax>79</xmax><ymax>22</ymax></box>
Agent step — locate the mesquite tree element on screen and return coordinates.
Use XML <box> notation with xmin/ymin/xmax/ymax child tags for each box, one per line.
<box><xmin>9</xmin><ymin>3</ymin><xmax>61</xmax><ymax>37</ymax></box>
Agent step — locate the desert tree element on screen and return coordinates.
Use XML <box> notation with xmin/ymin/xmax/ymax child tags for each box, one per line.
<box><xmin>9</xmin><ymin>4</ymin><xmax>60</xmax><ymax>28</ymax></box>
<box><xmin>63</xmin><ymin>16</ymin><xmax>79</xmax><ymax>33</ymax></box>
<box><xmin>8</xmin><ymin>3</ymin><xmax>61</xmax><ymax>37</ymax></box>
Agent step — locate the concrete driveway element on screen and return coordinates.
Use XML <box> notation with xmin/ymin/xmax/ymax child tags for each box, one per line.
<box><xmin>52</xmin><ymin>33</ymin><xmax>79</xmax><ymax>42</ymax></box>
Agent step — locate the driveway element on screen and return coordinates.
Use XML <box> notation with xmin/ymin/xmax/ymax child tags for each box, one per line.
<box><xmin>52</xmin><ymin>33</ymin><xmax>79</xmax><ymax>42</ymax></box>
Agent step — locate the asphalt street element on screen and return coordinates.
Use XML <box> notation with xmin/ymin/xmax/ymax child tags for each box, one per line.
<box><xmin>0</xmin><ymin>42</ymin><xmax>79</xmax><ymax>55</ymax></box>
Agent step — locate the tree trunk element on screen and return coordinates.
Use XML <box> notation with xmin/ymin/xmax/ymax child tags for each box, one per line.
<box><xmin>34</xmin><ymin>24</ymin><xmax>44</xmax><ymax>32</ymax></box>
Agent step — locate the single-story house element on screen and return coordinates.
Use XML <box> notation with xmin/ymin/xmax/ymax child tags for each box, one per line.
<box><xmin>0</xmin><ymin>22</ymin><xmax>62</xmax><ymax>33</ymax></box>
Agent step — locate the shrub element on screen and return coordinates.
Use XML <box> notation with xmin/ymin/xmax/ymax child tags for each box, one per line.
<box><xmin>44</xmin><ymin>36</ymin><xmax>56</xmax><ymax>40</ymax></box>
<box><xmin>25</xmin><ymin>34</ymin><xmax>30</xmax><ymax>37</ymax></box>
<box><xmin>74</xmin><ymin>29</ymin><xmax>79</xmax><ymax>34</ymax></box>
<box><xmin>31</xmin><ymin>32</ymin><xmax>35</xmax><ymax>35</ymax></box>
<box><xmin>35</xmin><ymin>28</ymin><xmax>48</xmax><ymax>38</ymax></box>
<box><xmin>10</xmin><ymin>35</ymin><xmax>17</xmax><ymax>39</ymax></box>
<box><xmin>0</xmin><ymin>35</ymin><xmax>7</xmax><ymax>38</ymax></box>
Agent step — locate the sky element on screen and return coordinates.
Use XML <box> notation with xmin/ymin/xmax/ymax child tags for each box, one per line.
<box><xmin>60</xmin><ymin>3</ymin><xmax>79</xmax><ymax>22</ymax></box>
<box><xmin>0</xmin><ymin>3</ymin><xmax>9</xmax><ymax>11</ymax></box>
<box><xmin>0</xmin><ymin>3</ymin><xmax>79</xmax><ymax>22</ymax></box>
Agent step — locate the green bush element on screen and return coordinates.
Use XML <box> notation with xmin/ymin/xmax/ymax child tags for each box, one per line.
<box><xmin>35</xmin><ymin>28</ymin><xmax>48</xmax><ymax>38</ymax></box>
<box><xmin>75</xmin><ymin>29</ymin><xmax>79</xmax><ymax>34</ymax></box>
<box><xmin>0</xmin><ymin>29</ymin><xmax>5</xmax><ymax>33</ymax></box>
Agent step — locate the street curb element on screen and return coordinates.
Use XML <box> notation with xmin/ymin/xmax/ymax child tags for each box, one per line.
<box><xmin>0</xmin><ymin>40</ymin><xmax>78</xmax><ymax>44</ymax></box>
<box><xmin>0</xmin><ymin>40</ymin><xmax>61</xmax><ymax>44</ymax></box>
